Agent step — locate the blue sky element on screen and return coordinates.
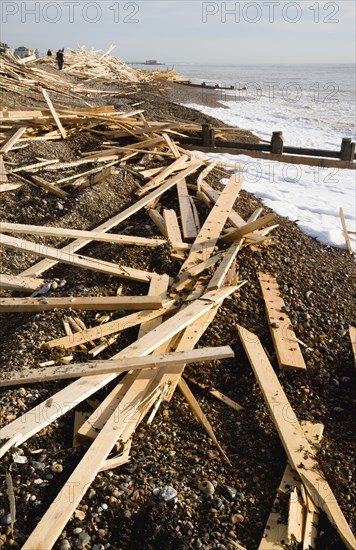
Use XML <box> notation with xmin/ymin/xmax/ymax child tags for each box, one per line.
<box><xmin>1</xmin><ymin>1</ymin><xmax>355</xmax><ymax>63</ymax></box>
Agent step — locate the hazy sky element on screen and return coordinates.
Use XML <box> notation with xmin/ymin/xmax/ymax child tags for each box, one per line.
<box><xmin>1</xmin><ymin>1</ymin><xmax>355</xmax><ymax>64</ymax></box>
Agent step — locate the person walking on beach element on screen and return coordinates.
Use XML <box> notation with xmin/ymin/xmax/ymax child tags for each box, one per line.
<box><xmin>47</xmin><ymin>49</ymin><xmax>52</xmax><ymax>56</ymax></box>
<box><xmin>56</xmin><ymin>48</ymin><xmax>64</xmax><ymax>70</ymax></box>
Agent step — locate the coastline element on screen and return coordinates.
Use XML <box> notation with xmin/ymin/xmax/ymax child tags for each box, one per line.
<box><xmin>0</xmin><ymin>58</ymin><xmax>355</xmax><ymax>550</ymax></box>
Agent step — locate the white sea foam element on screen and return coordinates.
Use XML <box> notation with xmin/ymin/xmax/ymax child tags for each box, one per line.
<box><xmin>175</xmin><ymin>64</ymin><xmax>356</xmax><ymax>252</ymax></box>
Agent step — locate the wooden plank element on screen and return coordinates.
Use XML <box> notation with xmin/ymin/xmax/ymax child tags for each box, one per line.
<box><xmin>0</xmin><ymin>295</ymin><xmax>163</xmax><ymax>313</ymax></box>
<box><xmin>287</xmin><ymin>487</ymin><xmax>304</xmax><ymax>544</ymax></box>
<box><xmin>0</xmin><ymin>347</ymin><xmax>234</xmax><ymax>386</ymax></box>
<box><xmin>0</xmin><ymin>127</ymin><xmax>27</xmax><ymax>154</ymax></box>
<box><xmin>237</xmin><ymin>325</ymin><xmax>356</xmax><ymax>550</ymax></box>
<box><xmin>207</xmin><ymin>241</ymin><xmax>243</xmax><ymax>290</ymax></box>
<box><xmin>41</xmin><ymin>88</ymin><xmax>67</xmax><ymax>139</ymax></box>
<box><xmin>163</xmin><ymin>209</ymin><xmax>183</xmax><ymax>246</ymax></box>
<box><xmin>220</xmin><ymin>213</ymin><xmax>277</xmax><ymax>243</ymax></box>
<box><xmin>350</xmin><ymin>326</ymin><xmax>356</xmax><ymax>369</ymax></box>
<box><xmin>339</xmin><ymin>207</ymin><xmax>353</xmax><ymax>254</ymax></box>
<box><xmin>183</xmin><ymin>144</ymin><xmax>356</xmax><ymax>170</ymax></box>
<box><xmin>184</xmin><ymin>375</ymin><xmax>243</xmax><ymax>411</ymax></box>
<box><xmin>0</xmin><ymin>234</ymin><xmax>151</xmax><ymax>283</ymax></box>
<box><xmin>0</xmin><ymin>184</ymin><xmax>21</xmax><ymax>193</ymax></box>
<box><xmin>136</xmin><ymin>155</ymin><xmax>189</xmax><ymax>196</ymax></box>
<box><xmin>176</xmin><ymin>179</ymin><xmax>198</xmax><ymax>241</ymax></box>
<box><xmin>178</xmin><ymin>377</ymin><xmax>230</xmax><ymax>463</ymax></box>
<box><xmin>0</xmin><ymin>274</ymin><xmax>44</xmax><ymax>292</ymax></box>
<box><xmin>162</xmin><ymin>132</ymin><xmax>180</xmax><ymax>158</ymax></box>
<box><xmin>0</xmin><ymin>156</ymin><xmax>8</xmax><ymax>183</ymax></box>
<box><xmin>31</xmin><ymin>175</ymin><xmax>68</xmax><ymax>199</ymax></box>
<box><xmin>76</xmin><ymin>165</ymin><xmax>115</xmax><ymax>190</ymax></box>
<box><xmin>19</xmin><ymin>162</ymin><xmax>202</xmax><ymax>278</ymax></box>
<box><xmin>180</xmin><ymin>175</ymin><xmax>244</xmax><ymax>272</ymax></box>
<box><xmin>148</xmin><ymin>208</ymin><xmax>168</xmax><ymax>237</ymax></box>
<box><xmin>44</xmin><ymin>304</ymin><xmax>175</xmax><ymax>349</ymax></box>
<box><xmin>258</xmin><ymin>272</ymin><xmax>306</xmax><ymax>371</ymax></box>
<box><xmin>258</xmin><ymin>422</ymin><xmax>324</xmax><ymax>550</ymax></box>
<box><xmin>0</xmin><ymin>222</ymin><xmax>168</xmax><ymax>248</ymax></box>
<box><xmin>200</xmin><ymin>181</ymin><xmax>246</xmax><ymax>228</ymax></box>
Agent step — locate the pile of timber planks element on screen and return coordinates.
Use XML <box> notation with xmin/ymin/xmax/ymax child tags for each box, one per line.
<box><xmin>0</xmin><ymin>55</ymin><xmax>354</xmax><ymax>549</ymax></box>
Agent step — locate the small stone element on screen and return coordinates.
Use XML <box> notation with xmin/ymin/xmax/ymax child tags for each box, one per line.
<box><xmin>51</xmin><ymin>281</ymin><xmax>58</xmax><ymax>290</ymax></box>
<box><xmin>198</xmin><ymin>480</ymin><xmax>215</xmax><ymax>495</ymax></box>
<box><xmin>225</xmin><ymin>486</ymin><xmax>237</xmax><ymax>499</ymax></box>
<box><xmin>73</xmin><ymin>527</ymin><xmax>83</xmax><ymax>535</ymax></box>
<box><xmin>1</xmin><ymin>513</ymin><xmax>12</xmax><ymax>525</ymax></box>
<box><xmin>333</xmin><ymin>407</ymin><xmax>344</xmax><ymax>412</ymax></box>
<box><xmin>231</xmin><ymin>513</ymin><xmax>244</xmax><ymax>524</ymax></box>
<box><xmin>270</xmin><ymin>322</ymin><xmax>280</xmax><ymax>329</ymax></box>
<box><xmin>60</xmin><ymin>540</ymin><xmax>71</xmax><ymax>550</ymax></box>
<box><xmin>77</xmin><ymin>532</ymin><xmax>91</xmax><ymax>547</ymax></box>
<box><xmin>152</xmin><ymin>488</ymin><xmax>161</xmax><ymax>496</ymax></box>
<box><xmin>51</xmin><ymin>463</ymin><xmax>63</xmax><ymax>473</ymax></box>
<box><xmin>56</xmin><ymin>202</ymin><xmax>64</xmax><ymax>210</ymax></box>
<box><xmin>12</xmin><ymin>455</ymin><xmax>28</xmax><ymax>464</ymax></box>
<box><xmin>74</xmin><ymin>509</ymin><xmax>85</xmax><ymax>521</ymax></box>
<box><xmin>160</xmin><ymin>486</ymin><xmax>177</xmax><ymax>502</ymax></box>
<box><xmin>212</xmin><ymin>497</ymin><xmax>223</xmax><ymax>509</ymax></box>
<box><xmin>101</xmin><ymin>503</ymin><xmax>108</xmax><ymax>510</ymax></box>
<box><xmin>97</xmin><ymin>529</ymin><xmax>106</xmax><ymax>539</ymax></box>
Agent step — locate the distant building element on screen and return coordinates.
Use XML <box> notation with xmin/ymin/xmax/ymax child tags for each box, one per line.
<box><xmin>14</xmin><ymin>46</ymin><xmax>34</xmax><ymax>59</ymax></box>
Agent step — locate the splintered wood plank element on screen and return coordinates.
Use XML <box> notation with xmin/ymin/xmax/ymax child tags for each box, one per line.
<box><xmin>176</xmin><ymin>179</ymin><xmax>198</xmax><ymax>241</ymax></box>
<box><xmin>0</xmin><ymin>127</ymin><xmax>27</xmax><ymax>154</ymax></box>
<box><xmin>41</xmin><ymin>88</ymin><xmax>67</xmax><ymax>139</ymax></box>
<box><xmin>30</xmin><ymin>175</ymin><xmax>68</xmax><ymax>198</ymax></box>
<box><xmin>44</xmin><ymin>304</ymin><xmax>174</xmax><ymax>349</ymax></box>
<box><xmin>180</xmin><ymin>175</ymin><xmax>244</xmax><ymax>272</ymax></box>
<box><xmin>339</xmin><ymin>207</ymin><xmax>353</xmax><ymax>254</ymax></box>
<box><xmin>136</xmin><ymin>155</ymin><xmax>189</xmax><ymax>196</ymax></box>
<box><xmin>350</xmin><ymin>326</ymin><xmax>356</xmax><ymax>369</ymax></box>
<box><xmin>0</xmin><ymin>347</ymin><xmax>234</xmax><ymax>386</ymax></box>
<box><xmin>258</xmin><ymin>422</ymin><xmax>324</xmax><ymax>550</ymax></box>
<box><xmin>0</xmin><ymin>156</ymin><xmax>8</xmax><ymax>183</ymax></box>
<box><xmin>237</xmin><ymin>325</ymin><xmax>356</xmax><ymax>550</ymax></box>
<box><xmin>0</xmin><ymin>274</ymin><xmax>44</xmax><ymax>292</ymax></box>
<box><xmin>163</xmin><ymin>209</ymin><xmax>183</xmax><ymax>246</ymax></box>
<box><xmin>0</xmin><ymin>234</ymin><xmax>151</xmax><ymax>283</ymax></box>
<box><xmin>0</xmin><ymin>222</ymin><xmax>167</xmax><ymax>248</ymax></box>
<box><xmin>19</xmin><ymin>163</ymin><xmax>202</xmax><ymax>278</ymax></box>
<box><xmin>220</xmin><ymin>213</ymin><xmax>277</xmax><ymax>243</ymax></box>
<box><xmin>258</xmin><ymin>272</ymin><xmax>306</xmax><ymax>371</ymax></box>
<box><xmin>0</xmin><ymin>295</ymin><xmax>163</xmax><ymax>313</ymax></box>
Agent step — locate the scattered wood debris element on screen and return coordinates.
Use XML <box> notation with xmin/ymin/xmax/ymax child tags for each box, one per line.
<box><xmin>0</xmin><ymin>47</ymin><xmax>354</xmax><ymax>550</ymax></box>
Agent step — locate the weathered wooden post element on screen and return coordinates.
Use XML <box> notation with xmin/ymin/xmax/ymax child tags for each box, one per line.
<box><xmin>271</xmin><ymin>131</ymin><xmax>284</xmax><ymax>155</ymax></box>
<box><xmin>202</xmin><ymin>124</ymin><xmax>215</xmax><ymax>147</ymax></box>
<box><xmin>340</xmin><ymin>138</ymin><xmax>355</xmax><ymax>161</ymax></box>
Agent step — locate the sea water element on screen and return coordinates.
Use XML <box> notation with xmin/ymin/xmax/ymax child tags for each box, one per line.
<box><xmin>173</xmin><ymin>63</ymin><xmax>356</xmax><ymax>252</ymax></box>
